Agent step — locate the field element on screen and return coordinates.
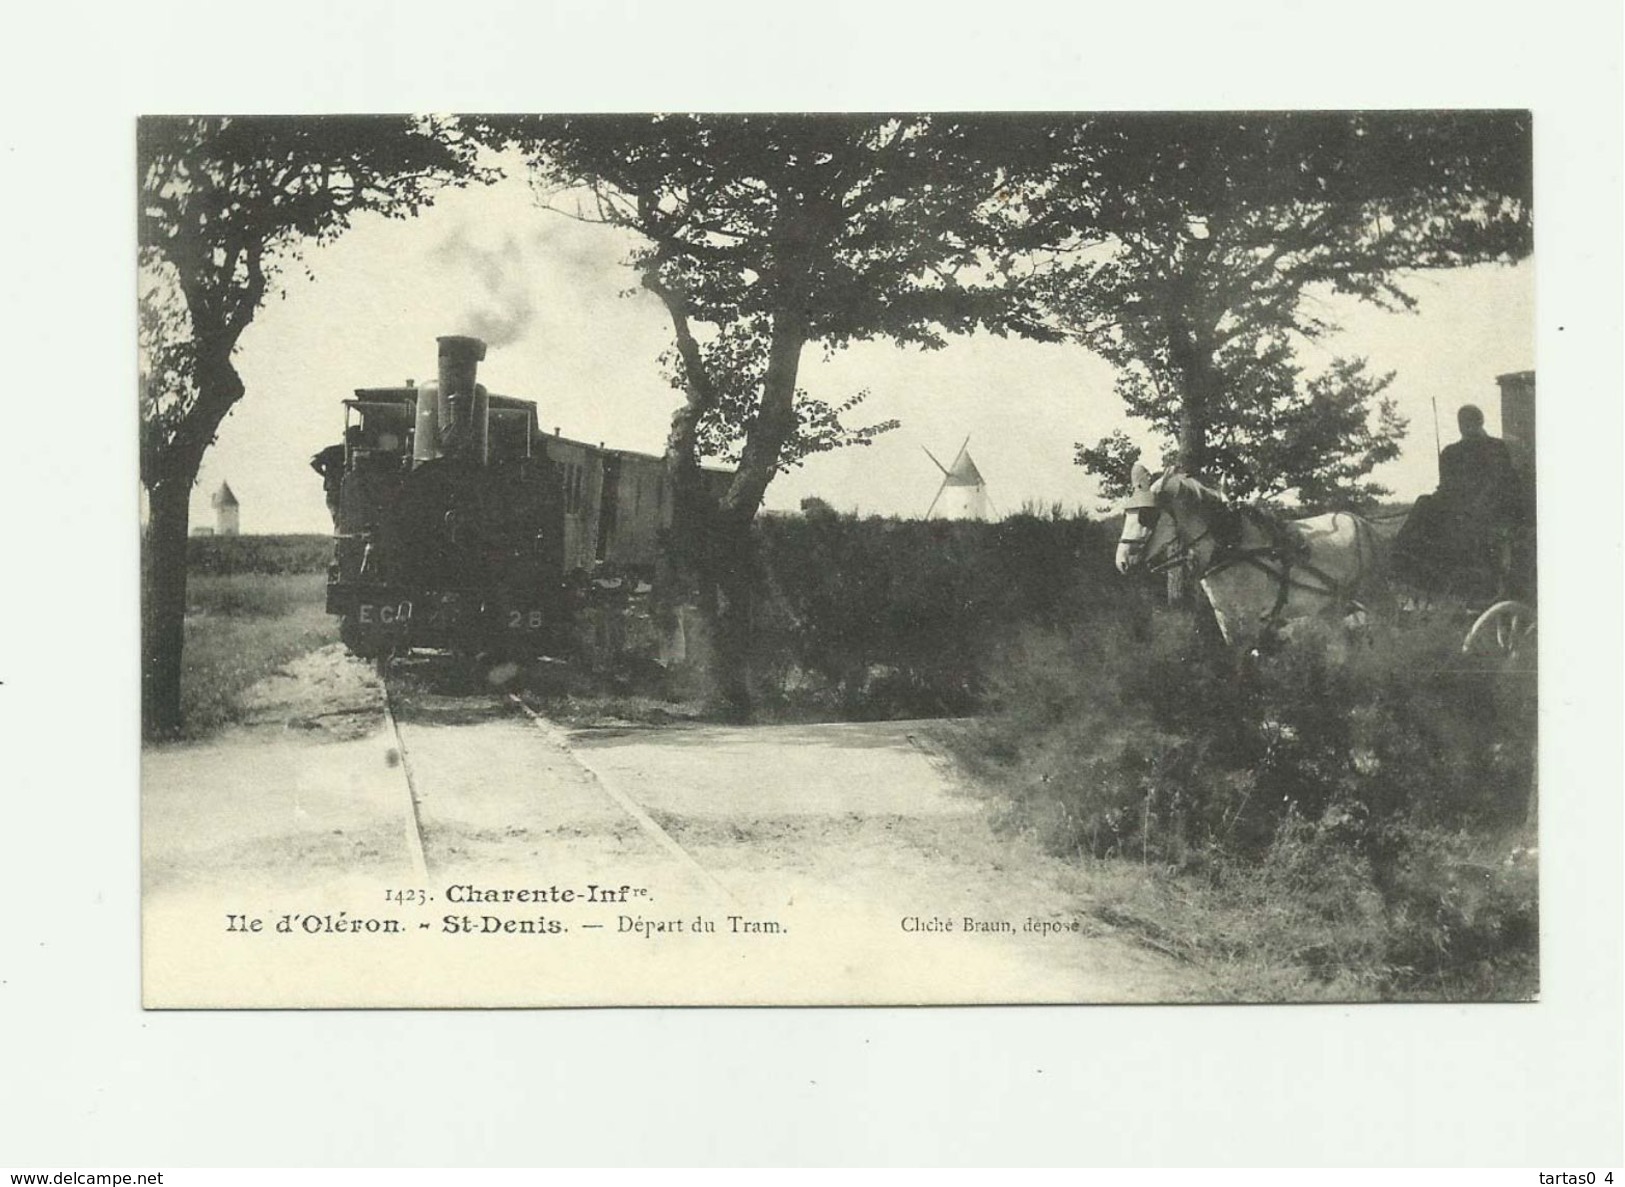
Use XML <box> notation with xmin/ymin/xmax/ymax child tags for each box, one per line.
<box><xmin>174</xmin><ymin>536</ymin><xmax>336</xmax><ymax>739</ymax></box>
<box><xmin>185</xmin><ymin>532</ymin><xmax>331</xmax><ymax>576</ymax></box>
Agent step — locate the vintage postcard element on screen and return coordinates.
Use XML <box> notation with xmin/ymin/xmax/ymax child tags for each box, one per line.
<box><xmin>138</xmin><ymin>111</ymin><xmax>1538</xmax><ymax>1008</ymax></box>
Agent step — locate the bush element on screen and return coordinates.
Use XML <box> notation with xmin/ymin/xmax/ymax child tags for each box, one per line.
<box><xmin>1376</xmin><ymin>827</ymin><xmax>1539</xmax><ymax>999</ymax></box>
<box><xmin>750</xmin><ymin>510</ymin><xmax>1131</xmax><ymax>718</ymax></box>
<box><xmin>968</xmin><ymin>609</ymin><xmax>1535</xmax><ymax>860</ymax></box>
<box><xmin>946</xmin><ymin>606</ymin><xmax>1539</xmax><ymax>998</ymax></box>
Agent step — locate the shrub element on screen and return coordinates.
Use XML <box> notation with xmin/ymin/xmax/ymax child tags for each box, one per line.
<box><xmin>750</xmin><ymin>510</ymin><xmax>1130</xmax><ymax>718</ymax></box>
<box><xmin>1376</xmin><ymin>828</ymin><xmax>1539</xmax><ymax>999</ymax></box>
<box><xmin>946</xmin><ymin>605</ymin><xmax>1539</xmax><ymax>998</ymax></box>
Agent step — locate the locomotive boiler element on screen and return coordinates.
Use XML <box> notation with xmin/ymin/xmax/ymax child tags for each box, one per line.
<box><xmin>323</xmin><ymin>334</ymin><xmax>676</xmax><ymax>660</ymax></box>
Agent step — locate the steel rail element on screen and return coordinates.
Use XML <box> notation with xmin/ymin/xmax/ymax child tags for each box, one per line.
<box><xmin>379</xmin><ymin>676</ymin><xmax>431</xmax><ymax>883</ymax></box>
<box><xmin>508</xmin><ymin>693</ymin><xmax>738</xmax><ymax>906</ymax></box>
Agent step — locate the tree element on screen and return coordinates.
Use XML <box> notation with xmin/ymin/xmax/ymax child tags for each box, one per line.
<box><xmin>1078</xmin><ymin>349</ymin><xmax>1406</xmax><ymax>510</ymax></box>
<box><xmin>138</xmin><ymin>116</ymin><xmax>488</xmax><ymax>737</ymax></box>
<box><xmin>491</xmin><ymin>115</ymin><xmax>1054</xmax><ymax>714</ymax></box>
<box><xmin>1020</xmin><ymin>111</ymin><xmax>1532</xmax><ymax>506</ymax></box>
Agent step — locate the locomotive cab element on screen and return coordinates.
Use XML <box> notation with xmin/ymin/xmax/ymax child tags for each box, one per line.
<box><xmin>344</xmin><ymin>390</ymin><xmax>417</xmax><ymax>471</ymax></box>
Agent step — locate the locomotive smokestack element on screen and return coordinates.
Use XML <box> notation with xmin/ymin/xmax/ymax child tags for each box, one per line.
<box><xmin>413</xmin><ymin>335</ymin><xmax>491</xmax><ymax>467</ymax></box>
<box><xmin>435</xmin><ymin>335</ymin><xmax>488</xmax><ymax>462</ymax></box>
<box><xmin>437</xmin><ymin>334</ymin><xmax>486</xmax><ymax>397</ymax></box>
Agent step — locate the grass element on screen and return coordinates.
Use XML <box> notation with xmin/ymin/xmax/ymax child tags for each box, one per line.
<box><xmin>1003</xmin><ymin>825</ymin><xmax>1537</xmax><ymax>1002</ymax></box>
<box><xmin>176</xmin><ymin>572</ymin><xmax>338</xmax><ymax>739</ymax></box>
<box><xmin>185</xmin><ymin>571</ymin><xmax>329</xmax><ymax>619</ymax></box>
<box><xmin>936</xmin><ymin>608</ymin><xmax>1539</xmax><ymax>1001</ymax></box>
<box><xmin>159</xmin><ymin>534</ymin><xmax>338</xmax><ymax>739</ymax></box>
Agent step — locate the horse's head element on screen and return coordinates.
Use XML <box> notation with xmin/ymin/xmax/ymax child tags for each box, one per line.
<box><xmin>1116</xmin><ymin>462</ymin><xmax>1176</xmax><ymax>575</ymax></box>
<box><xmin>1116</xmin><ymin>464</ymin><xmax>1226</xmax><ymax>575</ymax></box>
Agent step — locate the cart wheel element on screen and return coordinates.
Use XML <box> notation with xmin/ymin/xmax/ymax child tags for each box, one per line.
<box><xmin>1462</xmin><ymin>600</ymin><xmax>1535</xmax><ymax>658</ymax></box>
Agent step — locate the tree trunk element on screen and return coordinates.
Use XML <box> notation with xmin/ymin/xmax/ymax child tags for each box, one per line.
<box><xmin>142</xmin><ymin>476</ymin><xmax>192</xmax><ymax>738</ymax></box>
<box><xmin>707</xmin><ymin>512</ymin><xmax>757</xmax><ymax>721</ymax></box>
<box><xmin>1170</xmin><ymin>330</ymin><xmax>1219</xmax><ymax>477</ymax></box>
<box><xmin>725</xmin><ymin>313</ymin><xmax>806</xmax><ymax>514</ymax></box>
<box><xmin>658</xmin><ymin>306</ymin><xmax>808</xmax><ymax>721</ymax></box>
<box><xmin>706</xmin><ymin>311</ymin><xmax>808</xmax><ymax>719</ymax></box>
<box><xmin>141</xmin><ymin>346</ymin><xmax>243</xmax><ymax>738</ymax></box>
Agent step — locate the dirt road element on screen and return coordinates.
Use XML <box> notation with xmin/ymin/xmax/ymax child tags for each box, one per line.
<box><xmin>142</xmin><ymin>647</ymin><xmax>1192</xmax><ymax>1007</ymax></box>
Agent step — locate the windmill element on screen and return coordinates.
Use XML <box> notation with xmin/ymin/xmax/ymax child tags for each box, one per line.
<box><xmin>210</xmin><ymin>481</ymin><xmax>240</xmax><ymax>536</ymax></box>
<box><xmin>923</xmin><ymin>437</ymin><xmax>995</xmax><ymax>520</ymax></box>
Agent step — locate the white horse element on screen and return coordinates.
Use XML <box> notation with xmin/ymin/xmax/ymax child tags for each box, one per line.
<box><xmin>1115</xmin><ymin>463</ymin><xmax>1386</xmax><ymax>650</ymax></box>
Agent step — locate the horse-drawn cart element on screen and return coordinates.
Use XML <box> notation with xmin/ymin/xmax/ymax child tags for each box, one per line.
<box><xmin>1383</xmin><ymin>445</ymin><xmax>1536</xmax><ymax>659</ymax></box>
<box><xmin>1114</xmin><ymin>448</ymin><xmax>1535</xmax><ymax>658</ymax></box>
<box><xmin>1114</xmin><ymin>376</ymin><xmax>1537</xmax><ymax>660</ymax></box>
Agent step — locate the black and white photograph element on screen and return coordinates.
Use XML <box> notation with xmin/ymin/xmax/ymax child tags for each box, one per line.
<box><xmin>138</xmin><ymin>110</ymin><xmax>1541</xmax><ymax>1008</ymax></box>
<box><xmin>3</xmin><ymin>2</ymin><xmax>1620</xmax><ymax>1170</ymax></box>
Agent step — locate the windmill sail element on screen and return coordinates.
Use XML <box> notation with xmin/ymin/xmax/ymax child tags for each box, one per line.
<box><xmin>925</xmin><ymin>439</ymin><xmax>994</xmax><ymax>520</ymax></box>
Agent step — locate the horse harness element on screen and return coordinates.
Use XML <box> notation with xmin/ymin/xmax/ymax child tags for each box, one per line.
<box><xmin>1143</xmin><ymin>500</ymin><xmax>1359</xmax><ymax>626</ymax></box>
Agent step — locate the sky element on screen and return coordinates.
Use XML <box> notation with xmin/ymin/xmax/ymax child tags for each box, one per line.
<box><xmin>181</xmin><ymin>156</ymin><xmax>1535</xmax><ymax>535</ymax></box>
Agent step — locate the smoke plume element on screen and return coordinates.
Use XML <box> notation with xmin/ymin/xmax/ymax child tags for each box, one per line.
<box><xmin>431</xmin><ymin>226</ymin><xmax>535</xmax><ymax>348</ymax></box>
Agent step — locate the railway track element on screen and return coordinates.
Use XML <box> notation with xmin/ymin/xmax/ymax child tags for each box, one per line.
<box><xmin>377</xmin><ymin>668</ymin><xmax>734</xmax><ymax>907</ymax></box>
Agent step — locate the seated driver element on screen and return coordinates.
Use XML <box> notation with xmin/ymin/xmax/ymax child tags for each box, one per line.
<box><xmin>1437</xmin><ymin>403</ymin><xmax>1524</xmax><ymax>577</ymax></box>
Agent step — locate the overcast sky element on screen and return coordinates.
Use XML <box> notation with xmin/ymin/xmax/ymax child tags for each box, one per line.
<box><xmin>184</xmin><ymin>156</ymin><xmax>1534</xmax><ymax>535</ymax></box>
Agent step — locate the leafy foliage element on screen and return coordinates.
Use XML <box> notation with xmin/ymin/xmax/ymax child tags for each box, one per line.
<box><xmin>138</xmin><ymin>115</ymin><xmax>489</xmax><ymax>482</ymax></box>
<box><xmin>658</xmin><ymin>330</ymin><xmax>900</xmax><ymax>471</ymax></box>
<box><xmin>1021</xmin><ymin>111</ymin><xmax>1532</xmax><ymax>506</ymax></box>
<box><xmin>490</xmin><ymin>114</ymin><xmax>1057</xmax><ymax>517</ymax></box>
<box><xmin>1082</xmin><ymin>352</ymin><xmax>1406</xmax><ymax>508</ymax></box>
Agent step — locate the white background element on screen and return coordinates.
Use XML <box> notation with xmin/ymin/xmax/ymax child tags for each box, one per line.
<box><xmin>1</xmin><ymin>0</ymin><xmax>1620</xmax><ymax>1168</ymax></box>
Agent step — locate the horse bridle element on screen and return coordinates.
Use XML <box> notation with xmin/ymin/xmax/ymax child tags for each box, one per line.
<box><xmin>1126</xmin><ymin>503</ymin><xmax>1214</xmax><ymax>575</ymax></box>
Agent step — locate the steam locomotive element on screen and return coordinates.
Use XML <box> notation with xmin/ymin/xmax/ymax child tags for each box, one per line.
<box><xmin>323</xmin><ymin>334</ymin><xmax>682</xmax><ymax>660</ymax></box>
